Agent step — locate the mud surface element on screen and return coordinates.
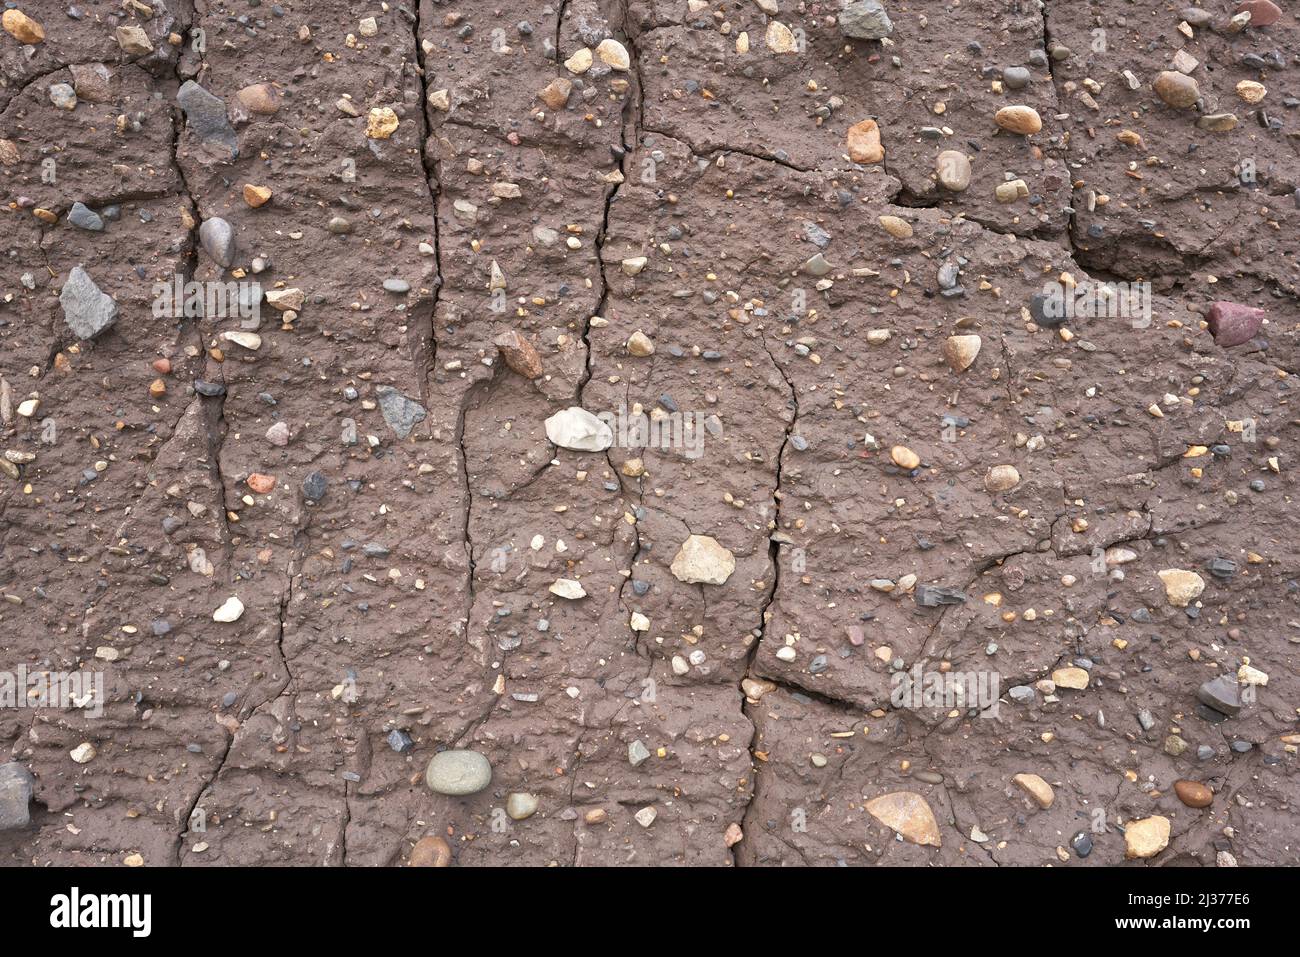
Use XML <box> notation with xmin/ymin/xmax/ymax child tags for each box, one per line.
<box><xmin>0</xmin><ymin>0</ymin><xmax>1297</xmax><ymax>866</ymax></box>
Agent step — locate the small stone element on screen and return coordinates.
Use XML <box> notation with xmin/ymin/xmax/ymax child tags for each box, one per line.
<box><xmin>115</xmin><ymin>25</ymin><xmax>153</xmax><ymax>55</ymax></box>
<box><xmin>538</xmin><ymin>78</ymin><xmax>572</xmax><ymax>110</ymax></box>
<box><xmin>1236</xmin><ymin>80</ymin><xmax>1267</xmax><ymax>104</ymax></box>
<box><xmin>879</xmin><ymin>215</ymin><xmax>914</xmax><ymax>239</ymax></box>
<box><xmin>936</xmin><ymin>150</ymin><xmax>971</xmax><ymax>191</ymax></box>
<box><xmin>634</xmin><ymin>806</ymin><xmax>657</xmax><ymax>828</ymax></box>
<box><xmin>302</xmin><ymin>472</ymin><xmax>327</xmax><ymax>502</ymax></box>
<box><xmin>60</xmin><ymin>266</ymin><xmax>118</xmax><ymax>340</ymax></box>
<box><xmin>213</xmin><ymin>596</ymin><xmax>244</xmax><ymax>623</ymax></box>
<box><xmin>628</xmin><ymin>740</ymin><xmax>651</xmax><ymax>767</ymax></box>
<box><xmin>995</xmin><ymin>179</ymin><xmax>1029</xmax><ymax>203</ymax></box>
<box><xmin>177</xmin><ymin>81</ymin><xmax>238</xmax><ymax>158</ymax></box>
<box><xmin>1052</xmin><ymin>666</ymin><xmax>1089</xmax><ymax>690</ymax></box>
<box><xmin>246</xmin><ymin>473</ymin><xmax>275</xmax><ymax>494</ymax></box>
<box><xmin>1012</xmin><ymin>773</ymin><xmax>1055</xmax><ymax>808</ymax></box>
<box><xmin>265</xmin><ymin>422</ymin><xmax>291</xmax><ymax>446</ymax></box>
<box><xmin>626</xmin><ymin>331</ymin><xmax>655</xmax><ymax>356</ymax></box>
<box><xmin>67</xmin><ymin>202</ymin><xmax>103</xmax><ymax>231</ymax></box>
<box><xmin>506</xmin><ymin>793</ymin><xmax>539</xmax><ymax>820</ymax></box>
<box><xmin>564</xmin><ymin>48</ymin><xmax>593</xmax><ymax>74</ymax></box>
<box><xmin>236</xmin><ymin>82</ymin><xmax>280</xmax><ymax>115</ymax></box>
<box><xmin>549</xmin><ymin>578</ymin><xmax>587</xmax><ymax>600</ymax></box>
<box><xmin>1154</xmin><ymin>71</ymin><xmax>1199</xmax><ymax>108</ymax></box>
<box><xmin>70</xmin><ymin>743</ymin><xmax>96</xmax><ymax>764</ymax></box>
<box><xmin>222</xmin><ymin>331</ymin><xmax>260</xmax><ymax>351</ymax></box>
<box><xmin>199</xmin><ymin>217</ymin><xmax>236</xmax><ymax>268</ymax></box>
<box><xmin>48</xmin><ymin>83</ymin><xmax>77</xmax><ymax>110</ymax></box>
<box><xmin>375</xmin><ymin>385</ymin><xmax>426</xmax><ymax>439</ymax></box>
<box><xmin>984</xmin><ymin>465</ymin><xmax>1021</xmax><ymax>492</ymax></box>
<box><xmin>409</xmin><ymin>835</ymin><xmax>452</xmax><ymax>866</ymax></box>
<box><xmin>1002</xmin><ymin>66</ymin><xmax>1031</xmax><ymax>89</ymax></box>
<box><xmin>595</xmin><ymin>38</ymin><xmax>629</xmax><ymax>71</ymax></box>
<box><xmin>670</xmin><ymin>535</ymin><xmax>736</xmax><ymax>585</ymax></box>
<box><xmin>243</xmin><ymin>184</ymin><xmax>272</xmax><ymax>208</ymax></box>
<box><xmin>2</xmin><ymin>9</ymin><xmax>45</xmax><ymax>44</ymax></box>
<box><xmin>1124</xmin><ymin>816</ymin><xmax>1171</xmax><ymax>859</ymax></box>
<box><xmin>890</xmin><ymin>445</ymin><xmax>920</xmax><ymax>470</ymax></box>
<box><xmin>724</xmin><ymin>822</ymin><xmax>744</xmax><ymax>847</ymax></box>
<box><xmin>1196</xmin><ymin>112</ymin><xmax>1239</xmax><ymax>132</ymax></box>
<box><xmin>1206</xmin><ymin>301</ymin><xmax>1264</xmax><ymax>348</ymax></box>
<box><xmin>942</xmin><ymin>334</ymin><xmax>981</xmax><ymax>372</ymax></box>
<box><xmin>1158</xmin><ymin>568</ymin><xmax>1205</xmax><ymax>607</ymax></box>
<box><xmin>386</xmin><ymin>729</ymin><xmax>415</xmax><ymax>753</ymax></box>
<box><xmin>544</xmin><ymin>407</ymin><xmax>613</xmax><ymax>452</ymax></box>
<box><xmin>425</xmin><ymin>749</ymin><xmax>492</xmax><ymax>795</ymax></box>
<box><xmin>1197</xmin><ymin>675</ymin><xmax>1242</xmax><ymax>717</ymax></box>
<box><xmin>994</xmin><ymin>105</ymin><xmax>1042</xmax><ymax>134</ymax></box>
<box><xmin>765</xmin><ymin>21</ymin><xmax>798</xmax><ymax>53</ymax></box>
<box><xmin>846</xmin><ymin>118</ymin><xmax>884</xmax><ymax>164</ymax></box>
<box><xmin>839</xmin><ymin>0</ymin><xmax>894</xmax><ymax>40</ymax></box>
<box><xmin>1174</xmin><ymin>780</ymin><xmax>1213</xmax><ymax>809</ymax></box>
<box><xmin>366</xmin><ymin>108</ymin><xmax>399</xmax><ymax>139</ymax></box>
<box><xmin>494</xmin><ymin>330</ymin><xmax>543</xmax><ymax>378</ymax></box>
<box><xmin>0</xmin><ymin>763</ymin><xmax>35</xmax><ymax>830</ymax></box>
<box><xmin>865</xmin><ymin>791</ymin><xmax>941</xmax><ymax>847</ymax></box>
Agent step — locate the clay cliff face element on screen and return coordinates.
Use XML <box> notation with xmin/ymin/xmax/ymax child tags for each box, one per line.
<box><xmin>0</xmin><ymin>0</ymin><xmax>1296</xmax><ymax>867</ymax></box>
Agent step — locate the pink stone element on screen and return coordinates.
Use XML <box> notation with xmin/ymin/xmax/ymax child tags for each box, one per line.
<box><xmin>265</xmin><ymin>421</ymin><xmax>291</xmax><ymax>446</ymax></box>
<box><xmin>847</xmin><ymin>625</ymin><xmax>865</xmax><ymax>646</ymax></box>
<box><xmin>1235</xmin><ymin>0</ymin><xmax>1283</xmax><ymax>27</ymax></box>
<box><xmin>1207</xmin><ymin>301</ymin><xmax>1265</xmax><ymax>347</ymax></box>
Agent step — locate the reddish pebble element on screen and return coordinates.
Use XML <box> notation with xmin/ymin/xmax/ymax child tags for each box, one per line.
<box><xmin>1174</xmin><ymin>780</ymin><xmax>1214</xmax><ymax>809</ymax></box>
<box><xmin>152</xmin><ymin>357</ymin><xmax>171</xmax><ymax>374</ymax></box>
<box><xmin>246</xmin><ymin>472</ymin><xmax>276</xmax><ymax>494</ymax></box>
<box><xmin>1207</xmin><ymin>301</ymin><xmax>1265</xmax><ymax>347</ymax></box>
<box><xmin>847</xmin><ymin>624</ymin><xmax>865</xmax><ymax>646</ymax></box>
<box><xmin>1235</xmin><ymin>0</ymin><xmax>1282</xmax><ymax>27</ymax></box>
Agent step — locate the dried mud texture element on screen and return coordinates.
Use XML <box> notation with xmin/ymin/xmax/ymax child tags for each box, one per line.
<box><xmin>0</xmin><ymin>0</ymin><xmax>1296</xmax><ymax>868</ymax></box>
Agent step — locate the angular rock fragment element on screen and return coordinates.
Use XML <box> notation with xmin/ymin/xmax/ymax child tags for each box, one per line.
<box><xmin>544</xmin><ymin>407</ymin><xmax>612</xmax><ymax>452</ymax></box>
<box><xmin>670</xmin><ymin>535</ymin><xmax>736</xmax><ymax>585</ymax></box>
<box><xmin>375</xmin><ymin>385</ymin><xmax>426</xmax><ymax>439</ymax></box>
<box><xmin>177</xmin><ymin>81</ymin><xmax>239</xmax><ymax>158</ymax></box>
<box><xmin>865</xmin><ymin>791</ymin><xmax>941</xmax><ymax>847</ymax></box>
<box><xmin>60</xmin><ymin>267</ymin><xmax>118</xmax><ymax>340</ymax></box>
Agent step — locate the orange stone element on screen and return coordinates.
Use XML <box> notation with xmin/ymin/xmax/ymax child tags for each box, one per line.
<box><xmin>243</xmin><ymin>184</ymin><xmax>272</xmax><ymax>207</ymax></box>
<box><xmin>408</xmin><ymin>835</ymin><xmax>452</xmax><ymax>866</ymax></box>
<box><xmin>846</xmin><ymin>118</ymin><xmax>884</xmax><ymax>164</ymax></box>
<box><xmin>246</xmin><ymin>473</ymin><xmax>276</xmax><ymax>494</ymax></box>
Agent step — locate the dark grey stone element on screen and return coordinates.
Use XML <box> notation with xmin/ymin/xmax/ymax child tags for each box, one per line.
<box><xmin>375</xmin><ymin>385</ymin><xmax>426</xmax><ymax>439</ymax></box>
<box><xmin>177</xmin><ymin>80</ymin><xmax>238</xmax><ymax>158</ymax></box>
<box><xmin>1197</xmin><ymin>675</ymin><xmax>1242</xmax><ymax>717</ymax></box>
<box><xmin>67</xmin><ymin>202</ymin><xmax>104</xmax><ymax>231</ymax></box>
